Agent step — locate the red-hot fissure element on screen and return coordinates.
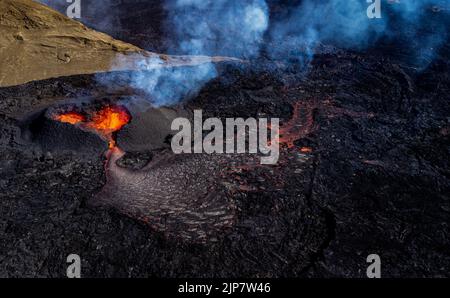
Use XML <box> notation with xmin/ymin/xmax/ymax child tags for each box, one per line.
<box><xmin>53</xmin><ymin>105</ymin><xmax>131</xmax><ymax>149</ymax></box>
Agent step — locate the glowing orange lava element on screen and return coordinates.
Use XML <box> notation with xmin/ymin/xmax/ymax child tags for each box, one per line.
<box><xmin>53</xmin><ymin>105</ymin><xmax>131</xmax><ymax>149</ymax></box>
<box><xmin>278</xmin><ymin>101</ymin><xmax>317</xmax><ymax>149</ymax></box>
<box><xmin>299</xmin><ymin>147</ymin><xmax>313</xmax><ymax>153</ymax></box>
<box><xmin>54</xmin><ymin>112</ymin><xmax>85</xmax><ymax>125</ymax></box>
<box><xmin>87</xmin><ymin>106</ymin><xmax>131</xmax><ymax>135</ymax></box>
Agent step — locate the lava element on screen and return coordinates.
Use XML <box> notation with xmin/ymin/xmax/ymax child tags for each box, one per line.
<box><xmin>53</xmin><ymin>105</ymin><xmax>131</xmax><ymax>149</ymax></box>
<box><xmin>54</xmin><ymin>112</ymin><xmax>85</xmax><ymax>125</ymax></box>
<box><xmin>299</xmin><ymin>147</ymin><xmax>313</xmax><ymax>153</ymax></box>
<box><xmin>276</xmin><ymin>99</ymin><xmax>375</xmax><ymax>150</ymax></box>
<box><xmin>278</xmin><ymin>101</ymin><xmax>317</xmax><ymax>149</ymax></box>
<box><xmin>87</xmin><ymin>106</ymin><xmax>131</xmax><ymax>135</ymax></box>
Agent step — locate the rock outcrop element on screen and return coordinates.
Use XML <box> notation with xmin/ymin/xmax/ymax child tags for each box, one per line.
<box><xmin>0</xmin><ymin>0</ymin><xmax>236</xmax><ymax>87</ymax></box>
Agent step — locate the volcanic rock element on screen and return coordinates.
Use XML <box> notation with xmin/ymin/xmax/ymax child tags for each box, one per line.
<box><xmin>28</xmin><ymin>116</ymin><xmax>108</xmax><ymax>156</ymax></box>
<box><xmin>116</xmin><ymin>106</ymin><xmax>191</xmax><ymax>152</ymax></box>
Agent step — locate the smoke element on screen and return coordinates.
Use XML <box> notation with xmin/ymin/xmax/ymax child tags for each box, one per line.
<box><xmin>266</xmin><ymin>0</ymin><xmax>449</xmax><ymax>68</ymax></box>
<box><xmin>81</xmin><ymin>0</ymin><xmax>123</xmax><ymax>35</ymax></box>
<box><xmin>100</xmin><ymin>0</ymin><xmax>270</xmax><ymax>107</ymax></box>
<box><xmin>136</xmin><ymin>0</ymin><xmax>448</xmax><ymax>106</ymax></box>
<box><xmin>127</xmin><ymin>57</ymin><xmax>216</xmax><ymax>107</ymax></box>
<box><xmin>97</xmin><ymin>55</ymin><xmax>218</xmax><ymax>107</ymax></box>
<box><xmin>267</xmin><ymin>0</ymin><xmax>386</xmax><ymax>65</ymax></box>
<box><xmin>35</xmin><ymin>0</ymin><xmax>65</xmax><ymax>10</ymax></box>
<box><xmin>385</xmin><ymin>0</ymin><xmax>450</xmax><ymax>67</ymax></box>
<box><xmin>37</xmin><ymin>0</ymin><xmax>449</xmax><ymax>106</ymax></box>
<box><xmin>164</xmin><ymin>0</ymin><xmax>269</xmax><ymax>58</ymax></box>
<box><xmin>36</xmin><ymin>0</ymin><xmax>52</xmax><ymax>4</ymax></box>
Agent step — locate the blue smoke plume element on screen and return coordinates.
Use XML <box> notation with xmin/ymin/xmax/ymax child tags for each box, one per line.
<box><xmin>267</xmin><ymin>0</ymin><xmax>386</xmax><ymax>65</ymax></box>
<box><xmin>267</xmin><ymin>0</ymin><xmax>449</xmax><ymax>68</ymax></box>
<box><xmin>101</xmin><ymin>0</ymin><xmax>270</xmax><ymax>107</ymax></box>
<box><xmin>164</xmin><ymin>0</ymin><xmax>269</xmax><ymax>58</ymax></box>
<box><xmin>141</xmin><ymin>0</ymin><xmax>448</xmax><ymax>105</ymax></box>
<box><xmin>37</xmin><ymin>0</ymin><xmax>449</xmax><ymax>105</ymax></box>
<box><xmin>129</xmin><ymin>59</ymin><xmax>217</xmax><ymax>107</ymax></box>
<box><xmin>96</xmin><ymin>55</ymin><xmax>217</xmax><ymax>107</ymax></box>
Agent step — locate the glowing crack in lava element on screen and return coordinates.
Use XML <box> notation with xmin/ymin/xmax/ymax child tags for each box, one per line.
<box><xmin>87</xmin><ymin>106</ymin><xmax>131</xmax><ymax>148</ymax></box>
<box><xmin>274</xmin><ymin>99</ymin><xmax>375</xmax><ymax>152</ymax></box>
<box><xmin>54</xmin><ymin>105</ymin><xmax>131</xmax><ymax>148</ymax></box>
<box><xmin>54</xmin><ymin>112</ymin><xmax>86</xmax><ymax>125</ymax></box>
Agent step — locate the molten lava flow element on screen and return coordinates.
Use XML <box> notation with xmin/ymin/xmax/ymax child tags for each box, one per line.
<box><xmin>274</xmin><ymin>98</ymin><xmax>375</xmax><ymax>151</ymax></box>
<box><xmin>86</xmin><ymin>106</ymin><xmax>131</xmax><ymax>148</ymax></box>
<box><xmin>53</xmin><ymin>105</ymin><xmax>131</xmax><ymax>149</ymax></box>
<box><xmin>87</xmin><ymin>106</ymin><xmax>131</xmax><ymax>135</ymax></box>
<box><xmin>300</xmin><ymin>147</ymin><xmax>313</xmax><ymax>153</ymax></box>
<box><xmin>278</xmin><ymin>101</ymin><xmax>317</xmax><ymax>149</ymax></box>
<box><xmin>54</xmin><ymin>112</ymin><xmax>85</xmax><ymax>125</ymax></box>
